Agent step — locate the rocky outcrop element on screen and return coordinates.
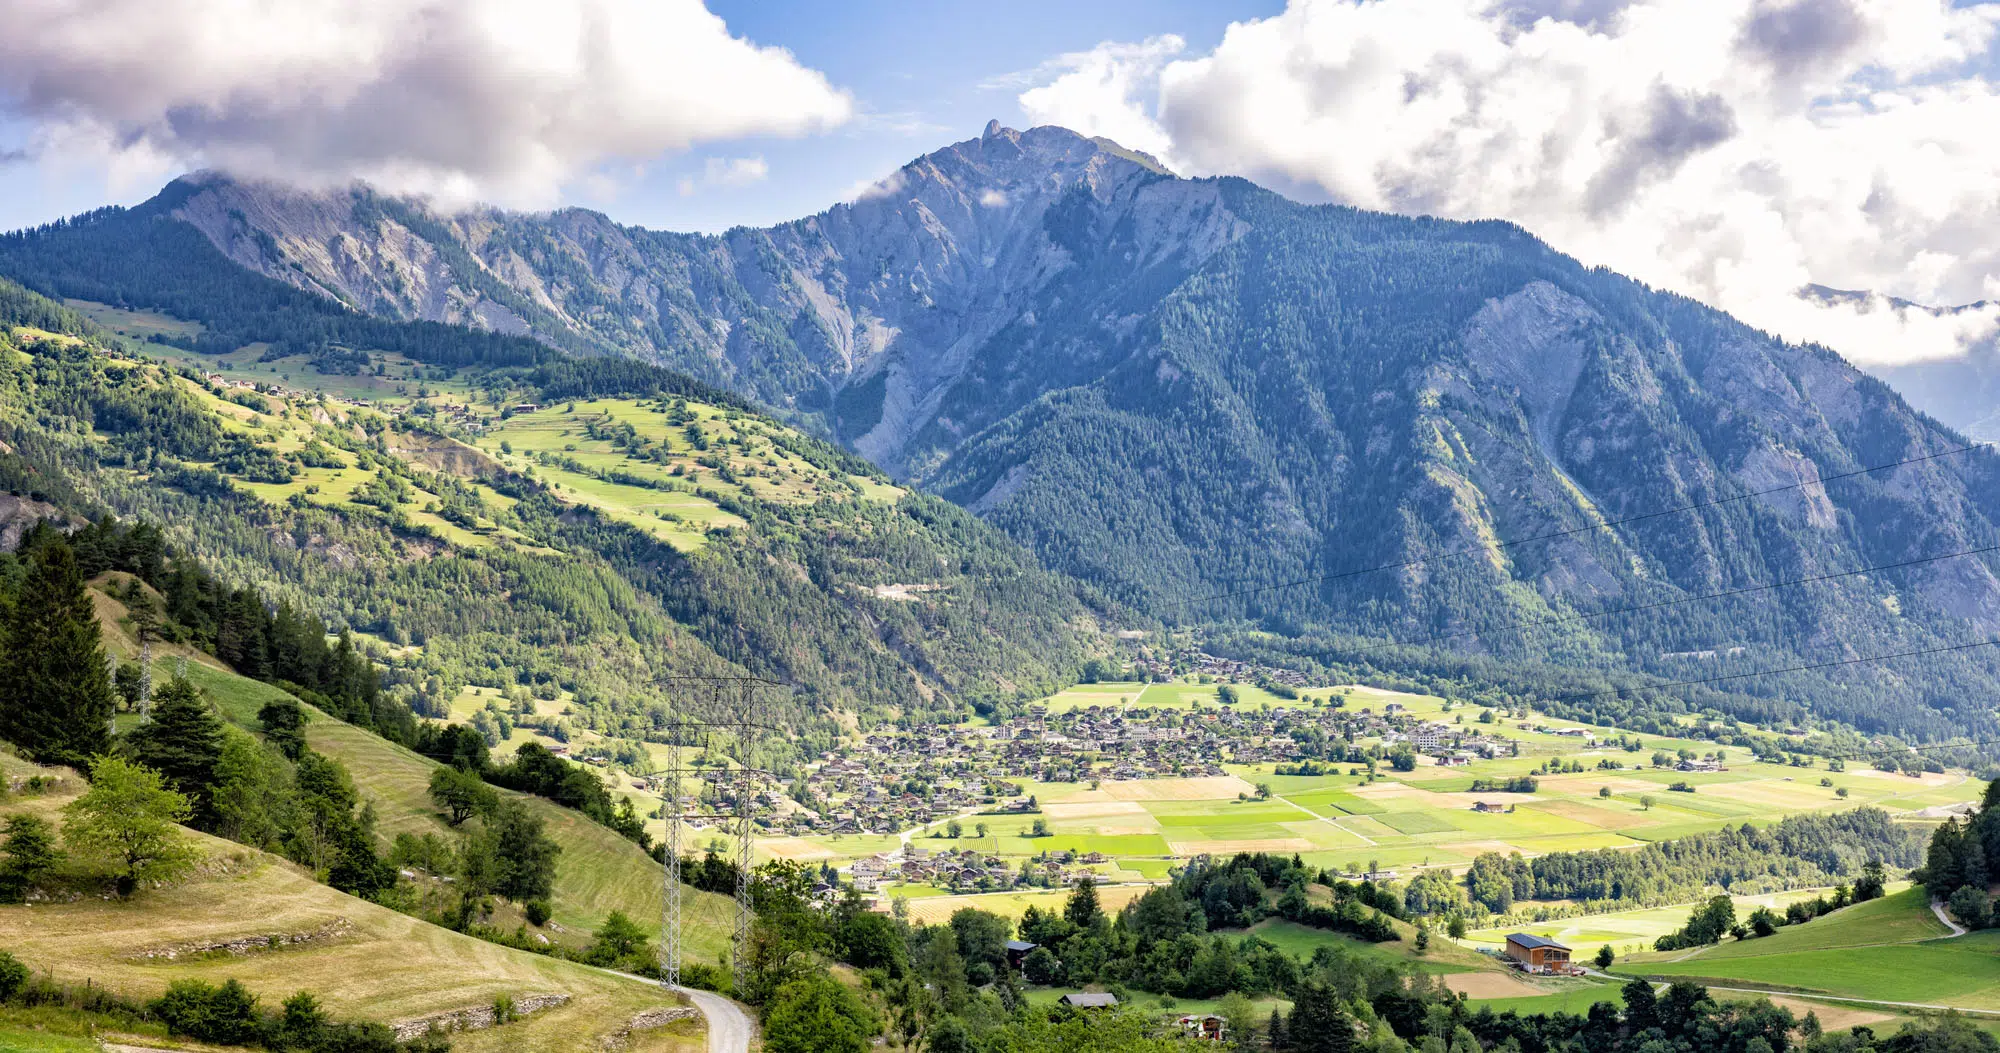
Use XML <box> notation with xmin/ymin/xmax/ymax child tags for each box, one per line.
<box><xmin>390</xmin><ymin>993</ymin><xmax>571</xmax><ymax>1041</ymax></box>
<box><xmin>131</xmin><ymin>917</ymin><xmax>354</xmax><ymax>961</ymax></box>
<box><xmin>0</xmin><ymin>493</ymin><xmax>78</xmax><ymax>551</ymax></box>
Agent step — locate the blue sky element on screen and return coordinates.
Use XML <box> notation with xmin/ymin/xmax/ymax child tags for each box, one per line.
<box><xmin>626</xmin><ymin>0</ymin><xmax>1280</xmax><ymax>232</ymax></box>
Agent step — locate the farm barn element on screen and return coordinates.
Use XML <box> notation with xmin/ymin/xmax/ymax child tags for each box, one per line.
<box><xmin>1504</xmin><ymin>933</ymin><xmax>1573</xmax><ymax>973</ymax></box>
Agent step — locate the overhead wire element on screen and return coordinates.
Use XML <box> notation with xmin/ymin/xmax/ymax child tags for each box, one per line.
<box><xmin>1155</xmin><ymin>439</ymin><xmax>1997</xmax><ymax>612</ymax></box>
<box><xmin>1341</xmin><ymin>542</ymin><xmax>2000</xmax><ymax>657</ymax></box>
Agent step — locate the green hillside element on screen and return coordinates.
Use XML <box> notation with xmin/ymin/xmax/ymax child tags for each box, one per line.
<box><xmin>86</xmin><ymin>581</ymin><xmax>737</xmax><ymax>962</ymax></box>
<box><xmin>1615</xmin><ymin>887</ymin><xmax>2000</xmax><ymax>1008</ymax></box>
<box><xmin>0</xmin><ymin>276</ymin><xmax>1118</xmax><ymax>749</ymax></box>
<box><xmin>0</xmin><ymin>754</ymin><xmax>702</xmax><ymax>1052</ymax></box>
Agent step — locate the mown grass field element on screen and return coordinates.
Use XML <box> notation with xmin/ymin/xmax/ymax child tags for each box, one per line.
<box><xmin>1461</xmin><ymin>885</ymin><xmax>1895</xmax><ymax>960</ymax></box>
<box><xmin>898</xmin><ymin>883</ymin><xmax>1159</xmax><ymax>924</ymax></box>
<box><xmin>1615</xmin><ymin>887</ymin><xmax>2000</xmax><ymax>1008</ymax></box>
<box><xmin>0</xmin><ymin>757</ymin><xmax>698</xmax><ymax>1053</ymax></box>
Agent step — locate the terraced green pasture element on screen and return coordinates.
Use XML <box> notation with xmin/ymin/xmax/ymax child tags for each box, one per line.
<box><xmin>473</xmin><ymin>399</ymin><xmax>896</xmax><ymax>550</ymax></box>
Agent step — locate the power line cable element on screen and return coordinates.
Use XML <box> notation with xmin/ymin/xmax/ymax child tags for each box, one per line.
<box><xmin>1648</xmin><ymin>635</ymin><xmax>2000</xmax><ymax>692</ymax></box>
<box><xmin>1347</xmin><ymin>542</ymin><xmax>2000</xmax><ymax>657</ymax></box>
<box><xmin>1157</xmin><ymin>439</ymin><xmax>1996</xmax><ymax>612</ymax></box>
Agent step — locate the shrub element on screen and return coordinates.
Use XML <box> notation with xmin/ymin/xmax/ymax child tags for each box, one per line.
<box><xmin>679</xmin><ymin>961</ymin><xmax>731</xmax><ymax>995</ymax></box>
<box><xmin>1950</xmin><ymin>886</ymin><xmax>1993</xmax><ymax>929</ymax></box>
<box><xmin>151</xmin><ymin>978</ymin><xmax>262</xmax><ymax>1045</ymax></box>
<box><xmin>524</xmin><ymin>898</ymin><xmax>552</xmax><ymax>927</ymax></box>
<box><xmin>1022</xmin><ymin>946</ymin><xmax>1063</xmax><ymax>985</ymax></box>
<box><xmin>0</xmin><ymin>950</ymin><xmax>28</xmax><ymax>1001</ymax></box>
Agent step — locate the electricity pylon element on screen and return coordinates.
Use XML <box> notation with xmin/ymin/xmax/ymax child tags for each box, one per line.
<box><xmin>644</xmin><ymin>675</ymin><xmax>788</xmax><ymax>995</ymax></box>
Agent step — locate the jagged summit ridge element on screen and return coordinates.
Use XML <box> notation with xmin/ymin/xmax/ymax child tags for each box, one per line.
<box><xmin>149</xmin><ymin>124</ymin><xmax>1238</xmax><ymax>470</ymax></box>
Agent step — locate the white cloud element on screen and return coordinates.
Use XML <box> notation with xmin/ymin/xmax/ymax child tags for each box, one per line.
<box><xmin>0</xmin><ymin>0</ymin><xmax>852</xmax><ymax>208</ymax></box>
<box><xmin>979</xmin><ymin>189</ymin><xmax>1009</xmax><ymax>207</ymax></box>
<box><xmin>678</xmin><ymin>156</ymin><xmax>770</xmax><ymax>196</ymax></box>
<box><xmin>1018</xmin><ymin>36</ymin><xmax>1186</xmax><ymax>164</ymax></box>
<box><xmin>1012</xmin><ymin>0</ymin><xmax>2000</xmax><ymax>366</ymax></box>
<box><xmin>844</xmin><ymin>169</ymin><xmax>907</xmax><ymax>204</ymax></box>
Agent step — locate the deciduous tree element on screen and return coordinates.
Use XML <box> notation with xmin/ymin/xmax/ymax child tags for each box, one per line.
<box><xmin>62</xmin><ymin>756</ymin><xmax>201</xmax><ymax>896</ymax></box>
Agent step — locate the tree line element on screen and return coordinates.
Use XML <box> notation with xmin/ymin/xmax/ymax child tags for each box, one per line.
<box><xmin>1455</xmin><ymin>808</ymin><xmax>1917</xmax><ymax>915</ymax></box>
<box><xmin>709</xmin><ymin>852</ymin><xmax>1990</xmax><ymax>1053</ymax></box>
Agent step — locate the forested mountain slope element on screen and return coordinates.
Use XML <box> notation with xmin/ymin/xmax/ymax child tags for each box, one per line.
<box><xmin>0</xmin><ymin>279</ymin><xmax>1115</xmax><ymax>744</ymax></box>
<box><xmin>8</xmin><ymin>127</ymin><xmax>2000</xmax><ymax>744</ymax></box>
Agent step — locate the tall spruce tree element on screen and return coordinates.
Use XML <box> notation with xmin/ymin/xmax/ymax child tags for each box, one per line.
<box><xmin>1286</xmin><ymin>981</ymin><xmax>1352</xmax><ymax>1053</ymax></box>
<box><xmin>0</xmin><ymin>539</ymin><xmax>114</xmax><ymax>769</ymax></box>
<box><xmin>126</xmin><ymin>677</ymin><xmax>225</xmax><ymax>828</ymax></box>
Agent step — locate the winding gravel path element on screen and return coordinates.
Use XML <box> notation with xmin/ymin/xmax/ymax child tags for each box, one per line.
<box><xmin>675</xmin><ymin>984</ymin><xmax>754</xmax><ymax>1053</ymax></box>
<box><xmin>592</xmin><ymin>967</ymin><xmax>756</xmax><ymax>1053</ymax></box>
<box><xmin>1932</xmin><ymin>899</ymin><xmax>1971</xmax><ymax>938</ymax></box>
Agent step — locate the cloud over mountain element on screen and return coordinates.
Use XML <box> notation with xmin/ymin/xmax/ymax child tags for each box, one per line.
<box><xmin>1015</xmin><ymin>0</ymin><xmax>2000</xmax><ymax>366</ymax></box>
<box><xmin>0</xmin><ymin>0</ymin><xmax>851</xmax><ymax>206</ymax></box>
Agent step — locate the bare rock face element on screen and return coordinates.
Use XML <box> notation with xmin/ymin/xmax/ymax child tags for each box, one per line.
<box><xmin>162</xmin><ymin>126</ymin><xmax>1241</xmax><ymax>475</ymax></box>
<box><xmin>0</xmin><ymin>493</ymin><xmax>78</xmax><ymax>551</ymax></box>
<box><xmin>1460</xmin><ymin>282</ymin><xmax>1595</xmax><ymax>452</ymax></box>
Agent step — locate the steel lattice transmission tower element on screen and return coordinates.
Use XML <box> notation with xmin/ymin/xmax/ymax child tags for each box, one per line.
<box><xmin>137</xmin><ymin>636</ymin><xmax>153</xmax><ymax>724</ymax></box>
<box><xmin>649</xmin><ymin>675</ymin><xmax>785</xmax><ymax>997</ymax></box>
<box><xmin>659</xmin><ymin>718</ymin><xmax>684</xmax><ymax>987</ymax></box>
<box><xmin>731</xmin><ymin>708</ymin><xmax>756</xmax><ymax>997</ymax></box>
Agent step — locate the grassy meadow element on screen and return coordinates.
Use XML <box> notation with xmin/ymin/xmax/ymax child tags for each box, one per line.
<box><xmin>0</xmin><ymin>755</ymin><xmax>699</xmax><ymax>1053</ymax></box>
<box><xmin>1614</xmin><ymin>887</ymin><xmax>2000</xmax><ymax>1009</ymax></box>
<box><xmin>1460</xmin><ymin>885</ymin><xmax>1908</xmax><ymax>961</ymax></box>
<box><xmin>87</xmin><ymin>582</ymin><xmax>739</xmax><ymax>964</ymax></box>
<box><xmin>470</xmin><ymin>398</ymin><xmax>899</xmax><ymax>551</ymax></box>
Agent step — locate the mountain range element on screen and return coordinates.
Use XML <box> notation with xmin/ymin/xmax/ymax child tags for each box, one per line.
<box><xmin>7</xmin><ymin>122</ymin><xmax>2000</xmax><ymax>743</ymax></box>
<box><xmin>1798</xmin><ymin>285</ymin><xmax>2000</xmax><ymax>441</ymax></box>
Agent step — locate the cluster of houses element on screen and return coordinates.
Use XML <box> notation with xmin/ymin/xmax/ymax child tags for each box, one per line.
<box><xmin>755</xmin><ymin>695</ymin><xmax>1547</xmax><ymax>848</ymax></box>
<box><xmin>1385</xmin><ymin>714</ymin><xmax>1517</xmax><ymax>765</ymax></box>
<box><xmin>847</xmin><ymin>844</ymin><xmax>1111</xmax><ymax>894</ymax></box>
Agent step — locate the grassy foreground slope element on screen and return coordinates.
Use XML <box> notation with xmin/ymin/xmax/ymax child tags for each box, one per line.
<box><xmin>181</xmin><ymin>657</ymin><xmax>738</xmax><ymax>963</ymax></box>
<box><xmin>0</xmin><ymin>756</ymin><xmax>697</xmax><ymax>1053</ymax></box>
<box><xmin>90</xmin><ymin>580</ymin><xmax>737</xmax><ymax>963</ymax></box>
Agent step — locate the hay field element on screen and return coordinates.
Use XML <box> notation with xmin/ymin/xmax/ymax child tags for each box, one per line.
<box><xmin>1100</xmin><ymin>776</ymin><xmax>1258</xmax><ymax>801</ymax></box>
<box><xmin>899</xmin><ymin>883</ymin><xmax>1156</xmax><ymax>924</ymax></box>
<box><xmin>0</xmin><ymin>762</ymin><xmax>697</xmax><ymax>1053</ymax></box>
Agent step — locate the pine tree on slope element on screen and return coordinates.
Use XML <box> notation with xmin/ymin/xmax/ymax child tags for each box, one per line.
<box><xmin>0</xmin><ymin>540</ymin><xmax>114</xmax><ymax>769</ymax></box>
<box><xmin>126</xmin><ymin>677</ymin><xmax>225</xmax><ymax>828</ymax></box>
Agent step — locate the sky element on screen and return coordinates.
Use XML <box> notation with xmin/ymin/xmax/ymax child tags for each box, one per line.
<box><xmin>2</xmin><ymin>0</ymin><xmax>1998</xmax><ymax>367</ymax></box>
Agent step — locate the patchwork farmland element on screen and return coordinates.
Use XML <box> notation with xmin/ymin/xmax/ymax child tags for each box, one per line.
<box><xmin>741</xmin><ymin>682</ymin><xmax>1976</xmax><ymax>898</ymax></box>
